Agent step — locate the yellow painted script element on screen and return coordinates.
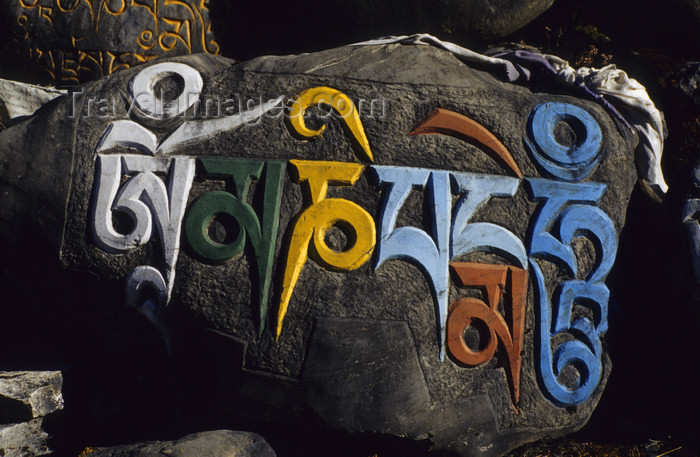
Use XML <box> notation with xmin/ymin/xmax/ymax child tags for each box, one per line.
<box><xmin>287</xmin><ymin>87</ymin><xmax>374</xmax><ymax>162</ymax></box>
<box><xmin>276</xmin><ymin>160</ymin><xmax>376</xmax><ymax>338</ymax></box>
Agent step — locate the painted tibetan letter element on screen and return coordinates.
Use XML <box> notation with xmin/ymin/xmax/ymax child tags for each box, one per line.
<box><xmin>276</xmin><ymin>160</ymin><xmax>376</xmax><ymax>338</ymax></box>
<box><xmin>447</xmin><ymin>262</ymin><xmax>528</xmax><ymax>408</ymax></box>
<box><xmin>527</xmin><ymin>179</ymin><xmax>616</xmax><ymax>406</ymax></box>
<box><xmin>372</xmin><ymin>167</ymin><xmax>452</xmax><ymax>357</ymax></box>
<box><xmin>92</xmin><ymin>153</ymin><xmax>195</xmax><ymax>300</ymax></box>
<box><xmin>184</xmin><ymin>158</ymin><xmax>284</xmax><ymax>334</ymax></box>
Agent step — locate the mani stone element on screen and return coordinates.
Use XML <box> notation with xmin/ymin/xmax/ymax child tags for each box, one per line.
<box><xmin>0</xmin><ymin>0</ymin><xmax>219</xmax><ymax>84</ymax></box>
<box><xmin>0</xmin><ymin>371</ymin><xmax>63</xmax><ymax>423</ymax></box>
<box><xmin>82</xmin><ymin>430</ymin><xmax>276</xmax><ymax>457</ymax></box>
<box><xmin>0</xmin><ymin>42</ymin><xmax>638</xmax><ymax>456</ymax></box>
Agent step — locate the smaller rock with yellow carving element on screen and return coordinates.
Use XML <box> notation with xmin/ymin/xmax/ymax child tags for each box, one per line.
<box><xmin>0</xmin><ymin>0</ymin><xmax>219</xmax><ymax>84</ymax></box>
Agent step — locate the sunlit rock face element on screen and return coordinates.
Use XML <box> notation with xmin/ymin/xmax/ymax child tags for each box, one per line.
<box><xmin>0</xmin><ymin>43</ymin><xmax>637</xmax><ymax>456</ymax></box>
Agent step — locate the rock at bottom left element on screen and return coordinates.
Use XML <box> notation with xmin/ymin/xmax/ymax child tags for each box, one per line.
<box><xmin>0</xmin><ymin>371</ymin><xmax>63</xmax><ymax>457</ymax></box>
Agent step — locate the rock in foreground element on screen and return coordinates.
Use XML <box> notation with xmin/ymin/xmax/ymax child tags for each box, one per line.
<box><xmin>0</xmin><ymin>371</ymin><xmax>63</xmax><ymax>422</ymax></box>
<box><xmin>84</xmin><ymin>430</ymin><xmax>276</xmax><ymax>457</ymax></box>
<box><xmin>0</xmin><ymin>419</ymin><xmax>51</xmax><ymax>457</ymax></box>
<box><xmin>0</xmin><ymin>371</ymin><xmax>63</xmax><ymax>457</ymax></box>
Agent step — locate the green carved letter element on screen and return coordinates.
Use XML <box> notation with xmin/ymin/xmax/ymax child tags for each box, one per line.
<box><xmin>184</xmin><ymin>158</ymin><xmax>285</xmax><ymax>334</ymax></box>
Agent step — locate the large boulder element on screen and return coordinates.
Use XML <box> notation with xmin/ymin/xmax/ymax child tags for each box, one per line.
<box><xmin>0</xmin><ymin>42</ymin><xmax>638</xmax><ymax>456</ymax></box>
<box><xmin>0</xmin><ymin>0</ymin><xmax>556</xmax><ymax>81</ymax></box>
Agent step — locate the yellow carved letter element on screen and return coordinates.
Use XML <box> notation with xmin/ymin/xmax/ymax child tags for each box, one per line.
<box><xmin>276</xmin><ymin>160</ymin><xmax>376</xmax><ymax>338</ymax></box>
<box><xmin>287</xmin><ymin>87</ymin><xmax>374</xmax><ymax>162</ymax></box>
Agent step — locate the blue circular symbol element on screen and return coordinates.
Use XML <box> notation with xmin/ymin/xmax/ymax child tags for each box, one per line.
<box><xmin>525</xmin><ymin>102</ymin><xmax>603</xmax><ymax>182</ymax></box>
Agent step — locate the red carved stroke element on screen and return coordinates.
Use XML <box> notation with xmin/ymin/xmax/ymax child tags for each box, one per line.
<box><xmin>409</xmin><ymin>108</ymin><xmax>523</xmax><ymax>177</ymax></box>
<box><xmin>447</xmin><ymin>262</ymin><xmax>528</xmax><ymax>410</ymax></box>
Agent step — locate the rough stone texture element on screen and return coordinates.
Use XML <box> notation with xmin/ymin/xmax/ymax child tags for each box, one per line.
<box><xmin>0</xmin><ymin>92</ymin><xmax>76</xmax><ymax>251</ymax></box>
<box><xmin>0</xmin><ymin>371</ymin><xmax>63</xmax><ymax>423</ymax></box>
<box><xmin>0</xmin><ymin>0</ymin><xmax>219</xmax><ymax>84</ymax></box>
<box><xmin>84</xmin><ymin>430</ymin><xmax>276</xmax><ymax>457</ymax></box>
<box><xmin>0</xmin><ymin>419</ymin><xmax>51</xmax><ymax>456</ymax></box>
<box><xmin>0</xmin><ymin>0</ymin><xmax>557</xmax><ymax>82</ymax></box>
<box><xmin>302</xmin><ymin>318</ymin><xmax>431</xmax><ymax>433</ymax></box>
<box><xmin>0</xmin><ymin>43</ymin><xmax>638</xmax><ymax>456</ymax></box>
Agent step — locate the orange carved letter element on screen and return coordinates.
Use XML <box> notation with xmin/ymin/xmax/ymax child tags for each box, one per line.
<box><xmin>447</xmin><ymin>262</ymin><xmax>527</xmax><ymax>408</ymax></box>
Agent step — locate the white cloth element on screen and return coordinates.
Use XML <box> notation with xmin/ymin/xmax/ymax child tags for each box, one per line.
<box><xmin>0</xmin><ymin>78</ymin><xmax>65</xmax><ymax>121</ymax></box>
<box><xmin>352</xmin><ymin>34</ymin><xmax>668</xmax><ymax>198</ymax></box>
<box><xmin>546</xmin><ymin>58</ymin><xmax>667</xmax><ymax>197</ymax></box>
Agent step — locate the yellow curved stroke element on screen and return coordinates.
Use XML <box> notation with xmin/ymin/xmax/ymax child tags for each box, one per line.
<box><xmin>288</xmin><ymin>87</ymin><xmax>374</xmax><ymax>162</ymax></box>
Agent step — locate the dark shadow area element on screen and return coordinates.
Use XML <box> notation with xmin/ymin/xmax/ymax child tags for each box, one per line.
<box><xmin>0</xmin><ymin>235</ymin><xmax>432</xmax><ymax>456</ymax></box>
<box><xmin>572</xmin><ymin>184</ymin><xmax>700</xmax><ymax>450</ymax></box>
<box><xmin>198</xmin><ymin>0</ymin><xmax>496</xmax><ymax>61</ymax></box>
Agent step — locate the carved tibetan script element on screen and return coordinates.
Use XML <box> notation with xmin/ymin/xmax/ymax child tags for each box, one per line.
<box><xmin>9</xmin><ymin>0</ymin><xmax>219</xmax><ymax>83</ymax></box>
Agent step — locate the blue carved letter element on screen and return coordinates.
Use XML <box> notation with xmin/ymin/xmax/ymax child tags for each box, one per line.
<box><xmin>525</xmin><ymin>102</ymin><xmax>603</xmax><ymax>182</ymax></box>
<box><xmin>450</xmin><ymin>173</ymin><xmax>526</xmax><ymax>268</ymax></box>
<box><xmin>372</xmin><ymin>166</ymin><xmax>451</xmax><ymax>358</ymax></box>
<box><xmin>527</xmin><ymin>178</ymin><xmax>617</xmax><ymax>406</ymax></box>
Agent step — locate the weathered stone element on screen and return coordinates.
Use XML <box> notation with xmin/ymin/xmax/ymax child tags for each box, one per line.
<box><xmin>0</xmin><ymin>419</ymin><xmax>51</xmax><ymax>456</ymax></box>
<box><xmin>83</xmin><ymin>430</ymin><xmax>276</xmax><ymax>457</ymax></box>
<box><xmin>0</xmin><ymin>0</ymin><xmax>555</xmax><ymax>83</ymax></box>
<box><xmin>0</xmin><ymin>0</ymin><xmax>219</xmax><ymax>84</ymax></box>
<box><xmin>0</xmin><ymin>42</ymin><xmax>638</xmax><ymax>456</ymax></box>
<box><xmin>0</xmin><ymin>371</ymin><xmax>63</xmax><ymax>423</ymax></box>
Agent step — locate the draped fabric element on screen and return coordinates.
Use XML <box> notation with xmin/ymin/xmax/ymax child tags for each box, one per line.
<box><xmin>352</xmin><ymin>34</ymin><xmax>667</xmax><ymax>199</ymax></box>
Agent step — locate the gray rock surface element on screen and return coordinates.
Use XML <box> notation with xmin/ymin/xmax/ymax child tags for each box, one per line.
<box><xmin>0</xmin><ymin>79</ymin><xmax>64</xmax><ymax>122</ymax></box>
<box><xmin>84</xmin><ymin>430</ymin><xmax>276</xmax><ymax>457</ymax></box>
<box><xmin>0</xmin><ymin>42</ymin><xmax>638</xmax><ymax>456</ymax></box>
<box><xmin>0</xmin><ymin>371</ymin><xmax>63</xmax><ymax>423</ymax></box>
<box><xmin>0</xmin><ymin>419</ymin><xmax>51</xmax><ymax>457</ymax></box>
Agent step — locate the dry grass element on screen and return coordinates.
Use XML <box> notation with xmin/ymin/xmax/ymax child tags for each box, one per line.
<box><xmin>505</xmin><ymin>439</ymin><xmax>694</xmax><ymax>457</ymax></box>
